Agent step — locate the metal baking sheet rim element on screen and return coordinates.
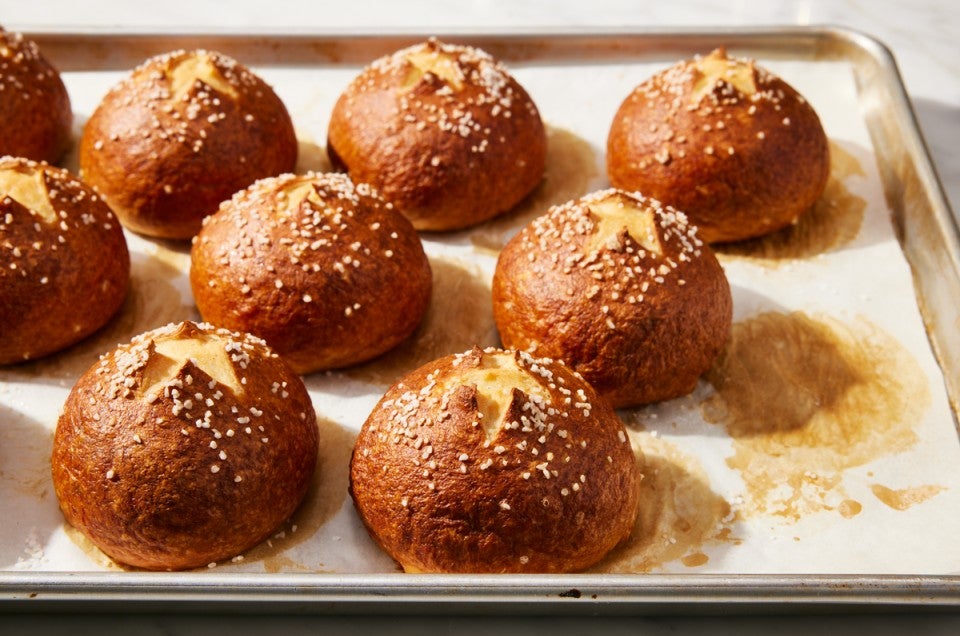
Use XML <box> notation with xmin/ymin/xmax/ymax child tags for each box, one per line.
<box><xmin>2</xmin><ymin>573</ymin><xmax>959</xmax><ymax>614</ymax></box>
<box><xmin>2</xmin><ymin>25</ymin><xmax>959</xmax><ymax>613</ymax></box>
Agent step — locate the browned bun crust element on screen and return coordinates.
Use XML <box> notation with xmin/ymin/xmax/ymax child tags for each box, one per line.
<box><xmin>0</xmin><ymin>28</ymin><xmax>72</xmax><ymax>163</ymax></box>
<box><xmin>0</xmin><ymin>157</ymin><xmax>129</xmax><ymax>365</ymax></box>
<box><xmin>51</xmin><ymin>321</ymin><xmax>319</xmax><ymax>571</ymax></box>
<box><xmin>79</xmin><ymin>49</ymin><xmax>297</xmax><ymax>240</ymax></box>
<box><xmin>606</xmin><ymin>48</ymin><xmax>830</xmax><ymax>243</ymax></box>
<box><xmin>190</xmin><ymin>172</ymin><xmax>432</xmax><ymax>374</ymax></box>
<box><xmin>327</xmin><ymin>38</ymin><xmax>546</xmax><ymax>231</ymax></box>
<box><xmin>350</xmin><ymin>347</ymin><xmax>641</xmax><ymax>573</ymax></box>
<box><xmin>492</xmin><ymin>189</ymin><xmax>732</xmax><ymax>407</ymax></box>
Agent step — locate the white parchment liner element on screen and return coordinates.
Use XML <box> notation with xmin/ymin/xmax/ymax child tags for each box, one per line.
<box><xmin>1</xmin><ymin>53</ymin><xmax>957</xmax><ymax>576</ymax></box>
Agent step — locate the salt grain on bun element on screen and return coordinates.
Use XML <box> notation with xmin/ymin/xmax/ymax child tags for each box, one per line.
<box><xmin>52</xmin><ymin>321</ymin><xmax>319</xmax><ymax>571</ymax></box>
<box><xmin>350</xmin><ymin>346</ymin><xmax>641</xmax><ymax>573</ymax></box>
<box><xmin>79</xmin><ymin>49</ymin><xmax>297</xmax><ymax>240</ymax></box>
<box><xmin>327</xmin><ymin>38</ymin><xmax>547</xmax><ymax>231</ymax></box>
<box><xmin>606</xmin><ymin>48</ymin><xmax>830</xmax><ymax>243</ymax></box>
<box><xmin>492</xmin><ymin>188</ymin><xmax>732</xmax><ymax>407</ymax></box>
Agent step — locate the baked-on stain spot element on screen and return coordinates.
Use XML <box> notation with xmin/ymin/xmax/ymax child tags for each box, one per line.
<box><xmin>62</xmin><ymin>416</ymin><xmax>354</xmax><ymax>573</ymax></box>
<box><xmin>10</xmin><ymin>250</ymin><xmax>197</xmax><ymax>382</ymax></box>
<box><xmin>470</xmin><ymin>125</ymin><xmax>599</xmax><ymax>254</ymax></box>
<box><xmin>703</xmin><ymin>311</ymin><xmax>930</xmax><ymax>520</ymax></box>
<box><xmin>716</xmin><ymin>140</ymin><xmax>865</xmax><ymax>261</ymax></box>
<box><xmin>591</xmin><ymin>428</ymin><xmax>737</xmax><ymax>573</ymax></box>
<box><xmin>869</xmin><ymin>483</ymin><xmax>945</xmax><ymax>511</ymax></box>
<box><xmin>681</xmin><ymin>552</ymin><xmax>709</xmax><ymax>568</ymax></box>
<box><xmin>838</xmin><ymin>499</ymin><xmax>863</xmax><ymax>518</ymax></box>
<box><xmin>346</xmin><ymin>257</ymin><xmax>498</xmax><ymax>386</ymax></box>
<box><xmin>295</xmin><ymin>134</ymin><xmax>333</xmax><ymax>174</ymax></box>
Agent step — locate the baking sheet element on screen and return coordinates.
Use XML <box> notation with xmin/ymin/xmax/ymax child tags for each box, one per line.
<box><xmin>1</xmin><ymin>27</ymin><xmax>959</xmax><ymax>611</ymax></box>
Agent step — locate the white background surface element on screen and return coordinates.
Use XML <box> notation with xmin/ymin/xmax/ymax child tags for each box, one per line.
<box><xmin>2</xmin><ymin>0</ymin><xmax>959</xmax><ymax>633</ymax></box>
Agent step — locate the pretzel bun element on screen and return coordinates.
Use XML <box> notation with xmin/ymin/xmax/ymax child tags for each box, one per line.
<box><xmin>606</xmin><ymin>48</ymin><xmax>830</xmax><ymax>243</ymax></box>
<box><xmin>190</xmin><ymin>172</ymin><xmax>432</xmax><ymax>374</ymax></box>
<box><xmin>0</xmin><ymin>28</ymin><xmax>72</xmax><ymax>163</ymax></box>
<box><xmin>52</xmin><ymin>321</ymin><xmax>319</xmax><ymax>571</ymax></box>
<box><xmin>79</xmin><ymin>49</ymin><xmax>297</xmax><ymax>240</ymax></box>
<box><xmin>350</xmin><ymin>347</ymin><xmax>641</xmax><ymax>573</ymax></box>
<box><xmin>0</xmin><ymin>157</ymin><xmax>128</xmax><ymax>365</ymax></box>
<box><xmin>492</xmin><ymin>189</ymin><xmax>732</xmax><ymax>407</ymax></box>
<box><xmin>327</xmin><ymin>38</ymin><xmax>546</xmax><ymax>231</ymax></box>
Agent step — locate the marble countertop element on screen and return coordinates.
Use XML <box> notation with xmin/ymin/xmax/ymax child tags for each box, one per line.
<box><xmin>2</xmin><ymin>0</ymin><xmax>958</xmax><ymax>633</ymax></box>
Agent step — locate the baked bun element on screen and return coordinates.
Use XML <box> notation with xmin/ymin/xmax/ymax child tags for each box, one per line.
<box><xmin>0</xmin><ymin>157</ymin><xmax>129</xmax><ymax>365</ymax></box>
<box><xmin>190</xmin><ymin>172</ymin><xmax>431</xmax><ymax>374</ymax></box>
<box><xmin>350</xmin><ymin>346</ymin><xmax>641</xmax><ymax>573</ymax></box>
<box><xmin>0</xmin><ymin>28</ymin><xmax>72</xmax><ymax>163</ymax></box>
<box><xmin>327</xmin><ymin>38</ymin><xmax>546</xmax><ymax>231</ymax></box>
<box><xmin>79</xmin><ymin>49</ymin><xmax>297</xmax><ymax>240</ymax></box>
<box><xmin>606</xmin><ymin>48</ymin><xmax>830</xmax><ymax>243</ymax></box>
<box><xmin>52</xmin><ymin>321</ymin><xmax>319</xmax><ymax>571</ymax></box>
<box><xmin>492</xmin><ymin>189</ymin><xmax>732</xmax><ymax>407</ymax></box>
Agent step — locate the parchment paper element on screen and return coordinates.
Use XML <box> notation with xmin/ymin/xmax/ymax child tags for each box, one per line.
<box><xmin>1</xmin><ymin>50</ymin><xmax>957</xmax><ymax>576</ymax></box>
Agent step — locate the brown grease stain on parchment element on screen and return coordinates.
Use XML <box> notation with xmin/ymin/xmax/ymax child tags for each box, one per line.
<box><xmin>681</xmin><ymin>552</ymin><xmax>710</xmax><ymax>567</ymax></box>
<box><xmin>347</xmin><ymin>257</ymin><xmax>498</xmax><ymax>386</ymax></box>
<box><xmin>590</xmin><ymin>429</ymin><xmax>739</xmax><ymax>573</ymax></box>
<box><xmin>838</xmin><ymin>499</ymin><xmax>863</xmax><ymax>518</ymax></box>
<box><xmin>869</xmin><ymin>483</ymin><xmax>945</xmax><ymax>511</ymax></box>
<box><xmin>717</xmin><ymin>141</ymin><xmax>866</xmax><ymax>261</ymax></box>
<box><xmin>63</xmin><ymin>416</ymin><xmax>355</xmax><ymax>573</ymax></box>
<box><xmin>702</xmin><ymin>311</ymin><xmax>930</xmax><ymax>521</ymax></box>
<box><xmin>470</xmin><ymin>126</ymin><xmax>599</xmax><ymax>254</ymax></box>
<box><xmin>11</xmin><ymin>245</ymin><xmax>197</xmax><ymax>382</ymax></box>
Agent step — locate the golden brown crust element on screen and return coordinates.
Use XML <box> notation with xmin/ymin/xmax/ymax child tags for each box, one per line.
<box><xmin>79</xmin><ymin>49</ymin><xmax>297</xmax><ymax>240</ymax></box>
<box><xmin>51</xmin><ymin>321</ymin><xmax>319</xmax><ymax>571</ymax></box>
<box><xmin>350</xmin><ymin>347</ymin><xmax>641</xmax><ymax>573</ymax></box>
<box><xmin>606</xmin><ymin>48</ymin><xmax>830</xmax><ymax>243</ymax></box>
<box><xmin>190</xmin><ymin>172</ymin><xmax>432</xmax><ymax>374</ymax></box>
<box><xmin>327</xmin><ymin>38</ymin><xmax>547</xmax><ymax>231</ymax></box>
<box><xmin>492</xmin><ymin>189</ymin><xmax>732</xmax><ymax>407</ymax></box>
<box><xmin>0</xmin><ymin>157</ymin><xmax>129</xmax><ymax>365</ymax></box>
<box><xmin>0</xmin><ymin>28</ymin><xmax>72</xmax><ymax>164</ymax></box>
